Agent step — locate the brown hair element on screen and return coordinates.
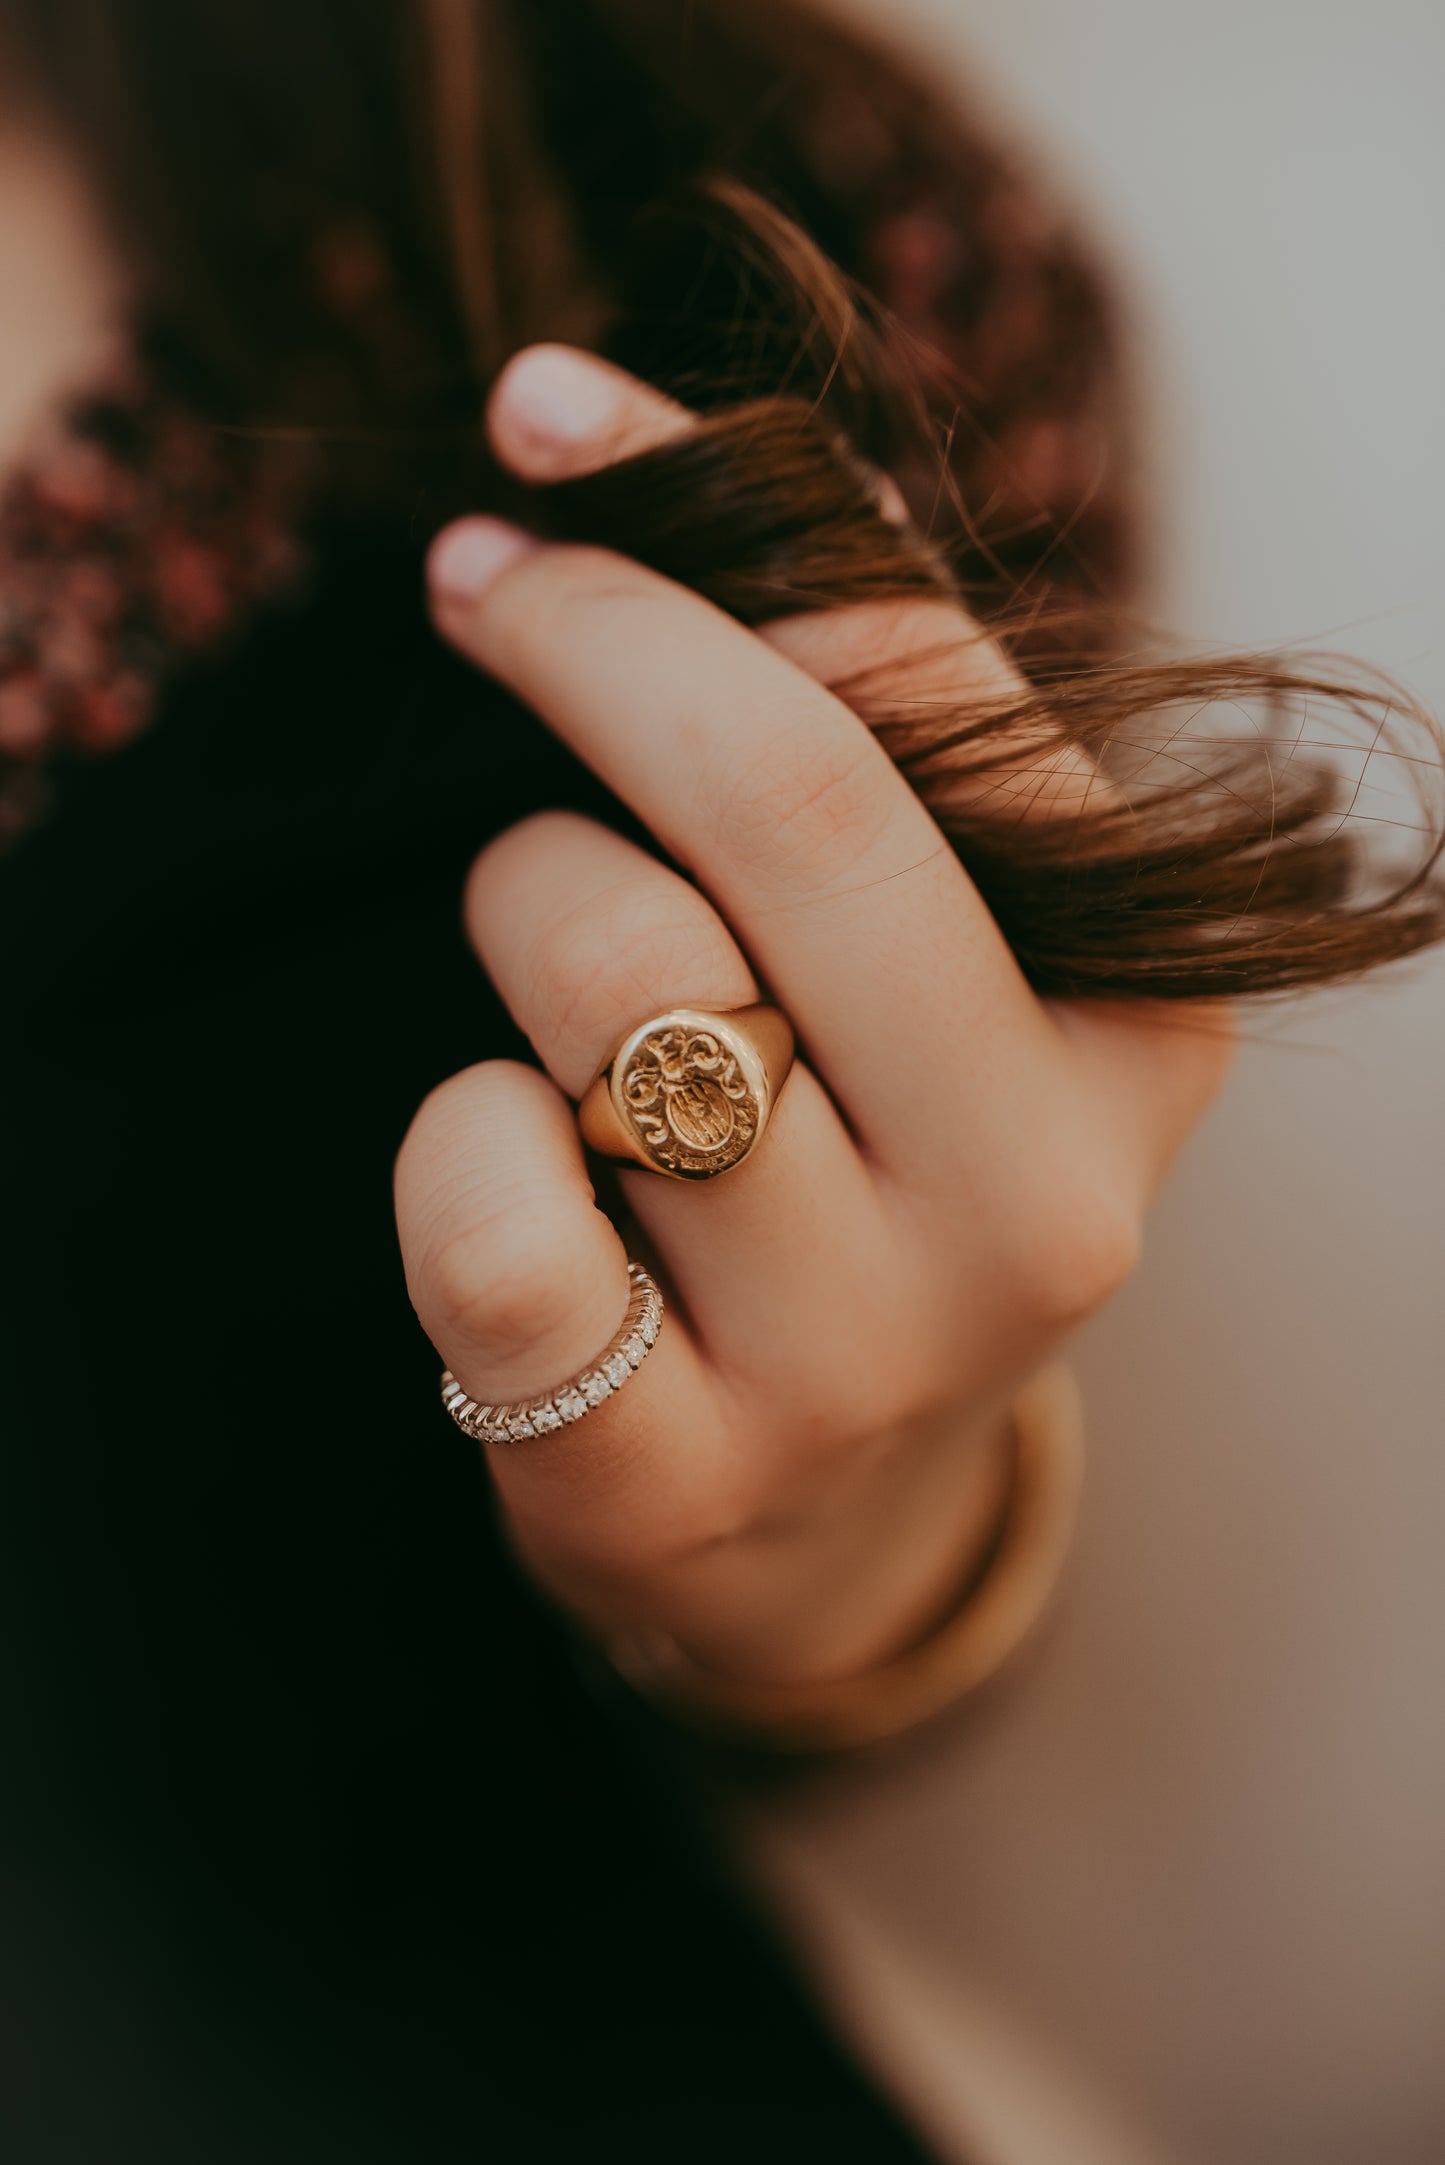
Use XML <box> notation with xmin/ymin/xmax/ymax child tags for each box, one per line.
<box><xmin>13</xmin><ymin>0</ymin><xmax>1444</xmax><ymax>997</ymax></box>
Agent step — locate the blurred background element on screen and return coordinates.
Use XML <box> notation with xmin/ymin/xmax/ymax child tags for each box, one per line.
<box><xmin>738</xmin><ymin>4</ymin><xmax>1445</xmax><ymax>2161</ymax></box>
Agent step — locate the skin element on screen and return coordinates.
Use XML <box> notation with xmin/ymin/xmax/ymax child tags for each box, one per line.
<box><xmin>0</xmin><ymin>120</ymin><xmax>123</xmax><ymax>472</ymax></box>
<box><xmin>398</xmin><ymin>342</ymin><xmax>1235</xmax><ymax>1689</ymax></box>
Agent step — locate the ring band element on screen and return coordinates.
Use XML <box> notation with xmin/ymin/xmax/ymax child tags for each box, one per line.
<box><xmin>577</xmin><ymin>1004</ymin><xmax>795</xmax><ymax>1181</ymax></box>
<box><xmin>440</xmin><ymin>1259</ymin><xmax>663</xmax><ymax>1446</ymax></box>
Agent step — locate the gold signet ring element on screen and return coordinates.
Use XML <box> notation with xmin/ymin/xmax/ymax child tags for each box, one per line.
<box><xmin>577</xmin><ymin>1005</ymin><xmax>795</xmax><ymax>1181</ymax></box>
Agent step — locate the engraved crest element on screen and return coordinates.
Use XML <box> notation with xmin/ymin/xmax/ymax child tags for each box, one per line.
<box><xmin>619</xmin><ymin>1023</ymin><xmax>759</xmax><ymax>1176</ymax></box>
<box><xmin>666</xmin><ymin>1077</ymin><xmax>735</xmax><ymax>1151</ymax></box>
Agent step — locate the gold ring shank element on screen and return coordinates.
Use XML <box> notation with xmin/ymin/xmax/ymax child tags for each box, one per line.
<box><xmin>578</xmin><ymin>1004</ymin><xmax>795</xmax><ymax>1181</ymax></box>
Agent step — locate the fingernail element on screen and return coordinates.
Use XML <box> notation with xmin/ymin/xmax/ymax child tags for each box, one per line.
<box><xmin>874</xmin><ymin>474</ymin><xmax>911</xmax><ymax>527</ymax></box>
<box><xmin>426</xmin><ymin>517</ymin><xmax>537</xmax><ymax>602</ymax></box>
<box><xmin>496</xmin><ymin>344</ymin><xmax>626</xmax><ymax>447</ymax></box>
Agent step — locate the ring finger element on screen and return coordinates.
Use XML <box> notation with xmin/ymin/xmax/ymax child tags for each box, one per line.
<box><xmin>465</xmin><ymin>808</ymin><xmax>913</xmax><ymax>1425</ymax></box>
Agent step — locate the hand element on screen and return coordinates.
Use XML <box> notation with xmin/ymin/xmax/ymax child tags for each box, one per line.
<box><xmin>395</xmin><ymin>345</ymin><xmax>1232</xmax><ymax>1687</ymax></box>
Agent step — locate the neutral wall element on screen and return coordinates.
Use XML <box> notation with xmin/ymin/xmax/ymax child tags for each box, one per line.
<box><xmin>744</xmin><ymin>6</ymin><xmax>1445</xmax><ymax>2161</ymax></box>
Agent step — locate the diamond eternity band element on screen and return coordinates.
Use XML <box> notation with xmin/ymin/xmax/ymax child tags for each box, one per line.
<box><xmin>439</xmin><ymin>1259</ymin><xmax>663</xmax><ymax>1446</ymax></box>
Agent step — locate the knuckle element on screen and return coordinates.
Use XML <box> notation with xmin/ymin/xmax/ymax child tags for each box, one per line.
<box><xmin>421</xmin><ymin>1203</ymin><xmax>584</xmax><ymax>1368</ymax></box>
<box><xmin>482</xmin><ymin>544</ymin><xmax>647</xmax><ymax>665</ymax></box>
<box><xmin>1014</xmin><ymin>1175</ymin><xmax>1143</xmax><ymax>1330</ymax></box>
<box><xmin>708</xmin><ymin>724</ymin><xmax>892</xmax><ymax>891</ymax></box>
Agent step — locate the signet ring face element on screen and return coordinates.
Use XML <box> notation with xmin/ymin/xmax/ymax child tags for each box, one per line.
<box><xmin>577</xmin><ymin>1005</ymin><xmax>796</xmax><ymax>1181</ymax></box>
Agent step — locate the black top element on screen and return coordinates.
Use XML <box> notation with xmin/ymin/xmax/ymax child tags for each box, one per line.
<box><xmin>0</xmin><ymin>537</ymin><xmax>935</xmax><ymax>2163</ymax></box>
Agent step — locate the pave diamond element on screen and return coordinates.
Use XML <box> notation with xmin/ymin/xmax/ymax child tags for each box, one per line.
<box><xmin>440</xmin><ymin>1262</ymin><xmax>664</xmax><ymax>1450</ymax></box>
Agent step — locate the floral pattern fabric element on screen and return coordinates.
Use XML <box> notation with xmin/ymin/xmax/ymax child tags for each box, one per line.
<box><xmin>0</xmin><ymin>357</ymin><xmax>310</xmax><ymax>844</ymax></box>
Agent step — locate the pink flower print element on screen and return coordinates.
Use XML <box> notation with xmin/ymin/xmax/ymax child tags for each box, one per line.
<box><xmin>71</xmin><ymin>671</ymin><xmax>153</xmax><ymax>751</ymax></box>
<box><xmin>29</xmin><ymin>439</ymin><xmax>126</xmax><ymax>535</ymax></box>
<box><xmin>153</xmin><ymin>536</ymin><xmax>234</xmax><ymax>645</ymax></box>
<box><xmin>0</xmin><ymin>674</ymin><xmax>50</xmax><ymax>754</ymax></box>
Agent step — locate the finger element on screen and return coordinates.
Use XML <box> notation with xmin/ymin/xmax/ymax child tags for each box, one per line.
<box><xmin>752</xmin><ymin>593</ymin><xmax>1241</xmax><ymax>1190</ymax></box>
<box><xmin>748</xmin><ymin>591</ymin><xmax>1239</xmax><ymax>1158</ymax></box>
<box><xmin>394</xmin><ymin>1056</ymin><xmax>728</xmax><ymax>1545</ymax></box>
<box><xmin>395</xmin><ymin>1058</ymin><xmax>628</xmax><ymax>1406</ymax></box>
<box><xmin>425</xmin><ymin>524</ymin><xmax>1063</xmax><ymax>1195</ymax></box>
<box><xmin>490</xmin><ymin>342</ymin><xmax>905</xmax><ymax>518</ymax></box>
<box><xmin>762</xmin><ymin>597</ymin><xmax>1113</xmax><ymax>822</ymax></box>
<box><xmin>465</xmin><ymin>813</ymin><xmax>914</xmax><ymax>1425</ymax></box>
<box><xmin>467</xmin><ymin>812</ymin><xmax>756</xmax><ymax>1098</ymax></box>
<box><xmin>755</xmin><ymin>586</ymin><xmax>1242</xmax><ymax>1179</ymax></box>
<box><xmin>490</xmin><ymin>344</ymin><xmax>1105</xmax><ymax>820</ymax></box>
<box><xmin>488</xmin><ymin>343</ymin><xmax>695</xmax><ymax>479</ymax></box>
